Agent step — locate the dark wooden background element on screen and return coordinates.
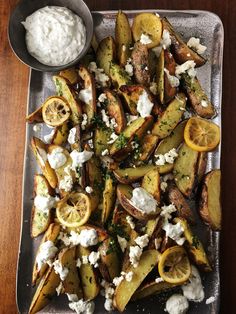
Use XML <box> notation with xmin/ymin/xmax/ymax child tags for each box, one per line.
<box><xmin>0</xmin><ymin>1</ymin><xmax>235</xmax><ymax>313</ymax></box>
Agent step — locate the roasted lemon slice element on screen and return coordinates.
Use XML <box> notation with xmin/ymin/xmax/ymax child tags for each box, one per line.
<box><xmin>42</xmin><ymin>96</ymin><xmax>71</xmax><ymax>127</ymax></box>
<box><xmin>158</xmin><ymin>246</ymin><xmax>191</xmax><ymax>284</ymax></box>
<box><xmin>184</xmin><ymin>117</ymin><xmax>220</xmax><ymax>152</ymax></box>
<box><xmin>56</xmin><ymin>192</ymin><xmax>91</xmax><ymax>227</ymax></box>
<box><xmin>132</xmin><ymin>13</ymin><xmax>162</xmax><ymax>48</ymax></box>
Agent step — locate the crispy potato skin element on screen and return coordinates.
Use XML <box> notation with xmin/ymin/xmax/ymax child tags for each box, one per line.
<box><xmin>164</xmin><ymin>50</ymin><xmax>178</xmax><ymax>104</ymax></box>
<box><xmin>131</xmin><ymin>42</ymin><xmax>150</xmax><ymax>86</ymax></box>
<box><xmin>96</xmin><ymin>36</ymin><xmax>116</xmax><ymax>75</ymax></box>
<box><xmin>113</xmin><ymin>165</ymin><xmax>156</xmax><ymax>184</ymax></box>
<box><xmin>141</xmin><ymin>168</ymin><xmax>161</xmax><ymax>203</ymax></box>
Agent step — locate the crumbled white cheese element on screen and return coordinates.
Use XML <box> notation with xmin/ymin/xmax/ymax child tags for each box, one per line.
<box><xmin>88</xmin><ymin>139</ymin><xmax>94</xmax><ymax>149</ymax></box>
<box><xmin>98</xmin><ymin>93</ymin><xmax>107</xmax><ymax>103</ymax></box>
<box><xmin>129</xmin><ymin>245</ymin><xmax>142</xmax><ymax>268</ymax></box>
<box><xmin>104</xmin><ymin>298</ymin><xmax>113</xmax><ymax>312</ymax></box>
<box><xmin>137</xmin><ymin>90</ymin><xmax>154</xmax><ymax>117</ymax></box>
<box><xmin>154</xmin><ymin>237</ymin><xmax>162</xmax><ymax>250</ymax></box>
<box><xmin>58</xmin><ymin>232</ymin><xmax>71</xmax><ymax>246</ymax></box>
<box><xmin>59</xmin><ymin>175</ymin><xmax>73</xmax><ymax>192</ymax></box>
<box><xmin>175</xmin><ymin>60</ymin><xmax>196</xmax><ymax>78</ymax></box>
<box><xmin>125</xmin><ymin>58</ymin><xmax>133</xmax><ymax>77</ymax></box>
<box><xmin>155</xmin><ymin>277</ymin><xmax>164</xmax><ymax>283</ymax></box>
<box><xmin>56</xmin><ymin>282</ymin><xmax>63</xmax><ymax>295</ymax></box>
<box><xmin>179</xmin><ymin>107</ymin><xmax>186</xmax><ymax>111</ymax></box>
<box><xmin>68</xmin><ymin>127</ymin><xmax>77</xmax><ymax>145</ymax></box>
<box><xmin>182</xmin><ymin>265</ymin><xmax>205</xmax><ymax>302</ymax></box>
<box><xmin>160</xmin><ymin>181</ymin><xmax>168</xmax><ymax>192</ymax></box>
<box><xmin>101</xmin><ymin>149</ymin><xmax>109</xmax><ymax>156</ymax></box>
<box><xmin>130</xmin><ymin>187</ymin><xmax>157</xmax><ymax>214</ymax></box>
<box><xmin>82</xmin><ymin>255</ymin><xmax>89</xmax><ymax>264</ymax></box>
<box><xmin>206</xmin><ymin>296</ymin><xmax>215</xmax><ymax>304</ymax></box>
<box><xmin>155</xmin><ymin>154</ymin><xmax>166</xmax><ymax>166</ymax></box>
<box><xmin>161</xmin><ymin>204</ymin><xmax>177</xmax><ymax>220</ymax></box>
<box><xmin>78</xmin><ymin>86</ymin><xmax>92</xmax><ymax>104</ymax></box>
<box><xmin>47</xmin><ymin>147</ymin><xmax>67</xmax><ymax>169</ymax></box>
<box><xmin>88</xmin><ymin>251</ymin><xmax>100</xmax><ymax>268</ymax></box>
<box><xmin>126</xmin><ymin>215</ymin><xmax>135</xmax><ymax>229</ymax></box>
<box><xmin>107</xmin><ymin>132</ymin><xmax>119</xmax><ymax>144</ymax></box>
<box><xmin>125</xmin><ymin>271</ymin><xmax>134</xmax><ymax>282</ymax></box>
<box><xmin>117</xmin><ymin>235</ymin><xmax>128</xmax><ymax>253</ymax></box>
<box><xmin>36</xmin><ymin>240</ymin><xmax>58</xmax><ymax>270</ymax></box>
<box><xmin>67</xmin><ymin>294</ymin><xmax>79</xmax><ymax>302</ymax></box>
<box><xmin>187</xmin><ymin>37</ymin><xmax>207</xmax><ymax>55</ymax></box>
<box><xmin>101</xmin><ymin>280</ymin><xmax>115</xmax><ymax>312</ymax></box>
<box><xmin>81</xmin><ymin>113</ymin><xmax>88</xmax><ymax>130</ymax></box>
<box><xmin>164</xmin><ymin>69</ymin><xmax>180</xmax><ymax>87</ymax></box>
<box><xmin>161</xmin><ymin>29</ymin><xmax>171</xmax><ymax>50</ymax></box>
<box><xmin>70</xmin><ymin>149</ymin><xmax>94</xmax><ymax>170</ymax></box>
<box><xmin>69</xmin><ymin>299</ymin><xmax>95</xmax><ymax>314</ymax></box>
<box><xmin>33</xmin><ymin>123</ymin><xmax>42</xmax><ymax>132</ymax></box>
<box><xmin>78</xmin><ymin>229</ymin><xmax>98</xmax><ymax>247</ymax></box>
<box><xmin>201</xmin><ymin>100</ymin><xmax>208</xmax><ymax>108</ymax></box>
<box><xmin>126</xmin><ymin>114</ymin><xmax>139</xmax><ymax>126</ymax></box>
<box><xmin>85</xmin><ymin>186</ymin><xmax>93</xmax><ymax>194</ymax></box>
<box><xmin>88</xmin><ymin>62</ymin><xmax>110</xmax><ymax>88</ymax></box>
<box><xmin>44</xmin><ymin>129</ymin><xmax>55</xmax><ymax>144</ymax></box>
<box><xmin>76</xmin><ymin>258</ymin><xmax>82</xmax><ymax>268</ymax></box>
<box><xmin>165</xmin><ymin>294</ymin><xmax>189</xmax><ymax>314</ymax></box>
<box><xmin>101</xmin><ymin>109</ymin><xmax>118</xmax><ymax>129</ymax></box>
<box><xmin>135</xmin><ymin>234</ymin><xmax>149</xmax><ymax>248</ymax></box>
<box><xmin>162</xmin><ymin>220</ymin><xmax>185</xmax><ymax>245</ymax></box>
<box><xmin>149</xmin><ymin>81</ymin><xmax>158</xmax><ymax>95</ymax></box>
<box><xmin>53</xmin><ymin>260</ymin><xmax>69</xmax><ymax>281</ymax></box>
<box><xmin>34</xmin><ymin>195</ymin><xmax>56</xmax><ymax>213</ymax></box>
<box><xmin>155</xmin><ymin>148</ymin><xmax>178</xmax><ymax>165</ymax></box>
<box><xmin>113</xmin><ymin>276</ymin><xmax>124</xmax><ymax>286</ymax></box>
<box><xmin>69</xmin><ymin>231</ymin><xmax>81</xmax><ymax>246</ymax></box>
<box><xmin>140</xmin><ymin>33</ymin><xmax>152</xmax><ymax>45</ymax></box>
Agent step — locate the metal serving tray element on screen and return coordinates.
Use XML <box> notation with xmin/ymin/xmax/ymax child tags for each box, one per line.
<box><xmin>17</xmin><ymin>10</ymin><xmax>224</xmax><ymax>314</ymax></box>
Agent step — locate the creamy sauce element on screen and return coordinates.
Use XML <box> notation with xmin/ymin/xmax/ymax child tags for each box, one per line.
<box><xmin>22</xmin><ymin>6</ymin><xmax>86</xmax><ymax>66</ymax></box>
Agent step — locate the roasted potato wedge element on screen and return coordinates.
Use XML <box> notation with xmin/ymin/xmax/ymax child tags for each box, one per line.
<box><xmin>102</xmin><ymin>172</ymin><xmax>117</xmax><ymax>224</ymax></box>
<box><xmin>26</xmin><ymin>106</ymin><xmax>43</xmax><ymax>123</ymax></box>
<box><xmin>53</xmin><ymin>75</ymin><xmax>82</xmax><ymax>125</ymax></box>
<box><xmin>52</xmin><ymin>122</ymin><xmax>69</xmax><ymax>146</ymax></box>
<box><xmin>181</xmin><ymin>74</ymin><xmax>215</xmax><ymax>118</ymax></box>
<box><xmin>31</xmin><ymin>174</ymin><xmax>54</xmax><ymax>238</ymax></box>
<box><xmin>199</xmin><ymin>169</ymin><xmax>221</xmax><ymax>230</ymax></box>
<box><xmin>29</xmin><ymin>267</ymin><xmax>60</xmax><ymax>314</ymax></box>
<box><xmin>31</xmin><ymin>137</ymin><xmax>57</xmax><ymax>189</ymax></box>
<box><xmin>174</xmin><ymin>217</ymin><xmax>212</xmax><ymax>271</ymax></box>
<box><xmin>141</xmin><ymin>167</ymin><xmax>161</xmax><ymax>203</ymax></box>
<box><xmin>96</xmin><ymin>36</ymin><xmax>116</xmax><ymax>75</ymax></box>
<box><xmin>164</xmin><ymin>49</ymin><xmax>178</xmax><ymax>103</ymax></box>
<box><xmin>145</xmin><ymin>217</ymin><xmax>160</xmax><ymax>238</ymax></box>
<box><xmin>197</xmin><ymin>152</ymin><xmax>207</xmax><ymax>183</ymax></box>
<box><xmin>173</xmin><ymin>143</ymin><xmax>199</xmax><ymax>198</ymax></box>
<box><xmin>104</xmin><ymin>89</ymin><xmax>127</xmax><ymax>134</ymax></box>
<box><xmin>168</xmin><ymin>184</ymin><xmax>195</xmax><ymax>224</ymax></box>
<box><xmin>117</xmin><ymin>184</ymin><xmax>159</xmax><ymax>220</ymax></box>
<box><xmin>59</xmin><ymin>68</ymin><xmax>79</xmax><ymax>85</ymax></box>
<box><xmin>132</xmin><ymin>13</ymin><xmax>162</xmax><ymax>48</ymax></box>
<box><xmin>77</xmin><ymin>245</ymin><xmax>100</xmax><ymax>300</ymax></box>
<box><xmin>162</xmin><ymin>17</ymin><xmax>206</xmax><ymax>67</ymax></box>
<box><xmin>110</xmin><ymin>116</ymin><xmax>153</xmax><ymax>161</ymax></box>
<box><xmin>152</xmin><ymin>93</ymin><xmax>186</xmax><ymax>138</ymax></box>
<box><xmin>131</xmin><ymin>42</ymin><xmax>150</xmax><ymax>86</ymax></box>
<box><xmin>58</xmin><ymin>247</ymin><xmax>83</xmax><ymax>296</ymax></box>
<box><xmin>113</xmin><ymin>165</ymin><xmax>156</xmax><ymax>184</ymax></box>
<box><xmin>94</xmin><ymin>127</ymin><xmax>112</xmax><ymax>156</ymax></box>
<box><xmin>78</xmin><ymin>66</ymin><xmax>97</xmax><ymax>127</ymax></box>
<box><xmin>110</xmin><ymin>62</ymin><xmax>132</xmax><ymax>88</ymax></box>
<box><xmin>115</xmin><ymin>10</ymin><xmax>132</xmax><ymax>66</ymax></box>
<box><xmin>136</xmin><ymin>133</ymin><xmax>159</xmax><ymax>164</ymax></box>
<box><xmin>113</xmin><ymin>250</ymin><xmax>159</xmax><ymax>311</ymax></box>
<box><xmin>110</xmin><ymin>205</ymin><xmax>133</xmax><ymax>240</ymax></box>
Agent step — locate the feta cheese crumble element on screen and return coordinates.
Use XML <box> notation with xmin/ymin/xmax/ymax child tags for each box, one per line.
<box><xmin>56</xmin><ymin>282</ymin><xmax>63</xmax><ymax>295</ymax></box>
<box><xmin>70</xmin><ymin>150</ymin><xmax>94</xmax><ymax>170</ymax></box>
<box><xmin>101</xmin><ymin>149</ymin><xmax>109</xmax><ymax>156</ymax></box>
<box><xmin>129</xmin><ymin>245</ymin><xmax>142</xmax><ymax>268</ymax></box>
<box><xmin>34</xmin><ymin>195</ymin><xmax>56</xmax><ymax>213</ymax></box>
<box><xmin>140</xmin><ymin>33</ymin><xmax>152</xmax><ymax>45</ymax></box>
<box><xmin>206</xmin><ymin>296</ymin><xmax>215</xmax><ymax>304</ymax></box>
<box><xmin>69</xmin><ymin>299</ymin><xmax>95</xmax><ymax>314</ymax></box>
<box><xmin>160</xmin><ymin>204</ymin><xmax>177</xmax><ymax>220</ymax></box>
<box><xmin>78</xmin><ymin>229</ymin><xmax>98</xmax><ymax>247</ymax></box>
<box><xmin>155</xmin><ymin>148</ymin><xmax>178</xmax><ymax>165</ymax></box>
<box><xmin>101</xmin><ymin>280</ymin><xmax>115</xmax><ymax>312</ymax></box>
<box><xmin>88</xmin><ymin>251</ymin><xmax>100</xmax><ymax>268</ymax></box>
<box><xmin>107</xmin><ymin>132</ymin><xmax>119</xmax><ymax>144</ymax></box>
<box><xmin>187</xmin><ymin>37</ymin><xmax>207</xmax><ymax>55</ymax></box>
<box><xmin>155</xmin><ymin>277</ymin><xmax>164</xmax><ymax>283</ymax></box>
<box><xmin>88</xmin><ymin>62</ymin><xmax>110</xmax><ymax>87</ymax></box>
<box><xmin>162</xmin><ymin>220</ymin><xmax>185</xmax><ymax>245</ymax></box>
<box><xmin>136</xmin><ymin>90</ymin><xmax>154</xmax><ymax>117</ymax></box>
<box><xmin>175</xmin><ymin>60</ymin><xmax>196</xmax><ymax>79</ymax></box>
<box><xmin>68</xmin><ymin>127</ymin><xmax>77</xmax><ymax>145</ymax></box>
<box><xmin>125</xmin><ymin>58</ymin><xmax>134</xmax><ymax>76</ymax></box>
<box><xmin>53</xmin><ymin>259</ymin><xmax>69</xmax><ymax>281</ymax></box>
<box><xmin>164</xmin><ymin>68</ymin><xmax>180</xmax><ymax>87</ymax></box>
<box><xmin>78</xmin><ymin>86</ymin><xmax>92</xmax><ymax>104</ymax></box>
<box><xmin>67</xmin><ymin>294</ymin><xmax>79</xmax><ymax>302</ymax></box>
<box><xmin>130</xmin><ymin>187</ymin><xmax>157</xmax><ymax>214</ymax></box>
<box><xmin>81</xmin><ymin>113</ymin><xmax>88</xmax><ymax>130</ymax></box>
<box><xmin>98</xmin><ymin>93</ymin><xmax>107</xmax><ymax>103</ymax></box>
<box><xmin>161</xmin><ymin>29</ymin><xmax>171</xmax><ymax>50</ymax></box>
<box><xmin>126</xmin><ymin>114</ymin><xmax>139</xmax><ymax>126</ymax></box>
<box><xmin>182</xmin><ymin>265</ymin><xmax>205</xmax><ymax>302</ymax></box>
<box><xmin>160</xmin><ymin>181</ymin><xmax>168</xmax><ymax>192</ymax></box>
<box><xmin>59</xmin><ymin>175</ymin><xmax>73</xmax><ymax>192</ymax></box>
<box><xmin>85</xmin><ymin>186</ymin><xmax>93</xmax><ymax>194</ymax></box>
<box><xmin>201</xmin><ymin>100</ymin><xmax>208</xmax><ymax>108</ymax></box>
<box><xmin>165</xmin><ymin>294</ymin><xmax>189</xmax><ymax>314</ymax></box>
<box><xmin>76</xmin><ymin>258</ymin><xmax>82</xmax><ymax>268</ymax></box>
<box><xmin>117</xmin><ymin>235</ymin><xmax>128</xmax><ymax>252</ymax></box>
<box><xmin>36</xmin><ymin>240</ymin><xmax>58</xmax><ymax>270</ymax></box>
<box><xmin>126</xmin><ymin>215</ymin><xmax>135</xmax><ymax>229</ymax></box>
<box><xmin>134</xmin><ymin>234</ymin><xmax>149</xmax><ymax>248</ymax></box>
<box><xmin>47</xmin><ymin>147</ymin><xmax>67</xmax><ymax>169</ymax></box>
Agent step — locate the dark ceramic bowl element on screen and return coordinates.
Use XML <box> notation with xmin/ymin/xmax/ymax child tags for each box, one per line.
<box><xmin>8</xmin><ymin>0</ymin><xmax>93</xmax><ymax>72</ymax></box>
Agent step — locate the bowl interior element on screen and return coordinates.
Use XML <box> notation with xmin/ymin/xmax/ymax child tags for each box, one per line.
<box><xmin>8</xmin><ymin>0</ymin><xmax>93</xmax><ymax>72</ymax></box>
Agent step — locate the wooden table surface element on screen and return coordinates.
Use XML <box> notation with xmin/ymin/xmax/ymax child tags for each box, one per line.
<box><xmin>0</xmin><ymin>0</ymin><xmax>235</xmax><ymax>313</ymax></box>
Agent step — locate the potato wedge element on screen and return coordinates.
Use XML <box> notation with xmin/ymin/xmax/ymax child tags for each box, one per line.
<box><xmin>168</xmin><ymin>184</ymin><xmax>195</xmax><ymax>224</ymax></box>
<box><xmin>52</xmin><ymin>122</ymin><xmax>69</xmax><ymax>146</ymax></box>
<box><xmin>174</xmin><ymin>217</ymin><xmax>212</xmax><ymax>271</ymax></box>
<box><xmin>102</xmin><ymin>172</ymin><xmax>117</xmax><ymax>224</ymax></box>
<box><xmin>152</xmin><ymin>93</ymin><xmax>186</xmax><ymax>138</ymax></box>
<box><xmin>113</xmin><ymin>250</ymin><xmax>159</xmax><ymax>311</ymax></box>
<box><xmin>31</xmin><ymin>174</ymin><xmax>54</xmax><ymax>238</ymax></box>
<box><xmin>131</xmin><ymin>42</ymin><xmax>150</xmax><ymax>86</ymax></box>
<box><xmin>162</xmin><ymin>17</ymin><xmax>206</xmax><ymax>67</ymax></box>
<box><xmin>115</xmin><ymin>10</ymin><xmax>132</xmax><ymax>66</ymax></box>
<box><xmin>173</xmin><ymin>143</ymin><xmax>199</xmax><ymax>198</ymax></box>
<box><xmin>164</xmin><ymin>49</ymin><xmax>178</xmax><ymax>104</ymax></box>
<box><xmin>181</xmin><ymin>74</ymin><xmax>215</xmax><ymax>118</ymax></box>
<box><xmin>78</xmin><ymin>66</ymin><xmax>97</xmax><ymax>127</ymax></box>
<box><xmin>104</xmin><ymin>89</ymin><xmax>127</xmax><ymax>134</ymax></box>
<box><xmin>94</xmin><ymin>127</ymin><xmax>112</xmax><ymax>156</ymax></box>
<box><xmin>77</xmin><ymin>245</ymin><xmax>100</xmax><ymax>300</ymax></box>
<box><xmin>132</xmin><ymin>280</ymin><xmax>177</xmax><ymax>301</ymax></box>
<box><xmin>31</xmin><ymin>137</ymin><xmax>57</xmax><ymax>189</ymax></box>
<box><xmin>59</xmin><ymin>68</ymin><xmax>79</xmax><ymax>85</ymax></box>
<box><xmin>110</xmin><ymin>62</ymin><xmax>132</xmax><ymax>88</ymax></box>
<box><xmin>197</xmin><ymin>152</ymin><xmax>207</xmax><ymax>183</ymax></box>
<box><xmin>113</xmin><ymin>165</ymin><xmax>156</xmax><ymax>184</ymax></box>
<box><xmin>141</xmin><ymin>168</ymin><xmax>161</xmax><ymax>203</ymax></box>
<box><xmin>96</xmin><ymin>36</ymin><xmax>116</xmax><ymax>75</ymax></box>
<box><xmin>29</xmin><ymin>267</ymin><xmax>60</xmax><ymax>314</ymax></box>
<box><xmin>117</xmin><ymin>184</ymin><xmax>159</xmax><ymax>220</ymax></box>
<box><xmin>110</xmin><ymin>205</ymin><xmax>133</xmax><ymax>240</ymax></box>
<box><xmin>199</xmin><ymin>169</ymin><xmax>221</xmax><ymax>230</ymax></box>
<box><xmin>32</xmin><ymin>223</ymin><xmax>61</xmax><ymax>286</ymax></box>
<box><xmin>132</xmin><ymin>13</ymin><xmax>162</xmax><ymax>48</ymax></box>
<box><xmin>53</xmin><ymin>75</ymin><xmax>82</xmax><ymax>125</ymax></box>
<box><xmin>26</xmin><ymin>106</ymin><xmax>43</xmax><ymax>123</ymax></box>
<box><xmin>110</xmin><ymin>116</ymin><xmax>153</xmax><ymax>161</ymax></box>
<box><xmin>145</xmin><ymin>217</ymin><xmax>160</xmax><ymax>238</ymax></box>
<box><xmin>137</xmin><ymin>133</ymin><xmax>159</xmax><ymax>164</ymax></box>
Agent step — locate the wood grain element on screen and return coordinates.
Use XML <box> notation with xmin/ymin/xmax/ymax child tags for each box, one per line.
<box><xmin>0</xmin><ymin>1</ymin><xmax>235</xmax><ymax>313</ymax></box>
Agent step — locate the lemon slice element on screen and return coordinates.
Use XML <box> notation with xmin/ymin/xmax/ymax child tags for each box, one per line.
<box><xmin>158</xmin><ymin>246</ymin><xmax>191</xmax><ymax>284</ymax></box>
<box><xmin>42</xmin><ymin>96</ymin><xmax>71</xmax><ymax>127</ymax></box>
<box><xmin>56</xmin><ymin>192</ymin><xmax>91</xmax><ymax>227</ymax></box>
<box><xmin>132</xmin><ymin>13</ymin><xmax>162</xmax><ymax>48</ymax></box>
<box><xmin>184</xmin><ymin>117</ymin><xmax>220</xmax><ymax>152</ymax></box>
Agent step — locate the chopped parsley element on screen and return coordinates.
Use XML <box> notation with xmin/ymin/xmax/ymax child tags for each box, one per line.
<box><xmin>115</xmin><ymin>133</ymin><xmax>128</xmax><ymax>149</ymax></box>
